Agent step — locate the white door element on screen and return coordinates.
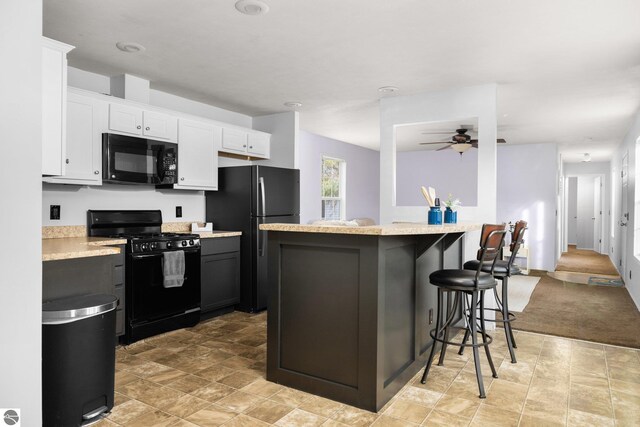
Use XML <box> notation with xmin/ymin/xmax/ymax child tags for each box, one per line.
<box><xmin>221</xmin><ymin>128</ymin><xmax>248</xmax><ymax>153</ymax></box>
<box><xmin>176</xmin><ymin>119</ymin><xmax>220</xmax><ymax>190</ymax></box>
<box><xmin>621</xmin><ymin>152</ymin><xmax>629</xmax><ymax>276</ymax></box>
<box><xmin>593</xmin><ymin>176</ymin><xmax>602</xmax><ymax>253</ymax></box>
<box><xmin>247</xmin><ymin>133</ymin><xmax>270</xmax><ymax>158</ymax></box>
<box><xmin>576</xmin><ymin>176</ymin><xmax>595</xmax><ymax>250</ymax></box>
<box><xmin>108</xmin><ymin>104</ymin><xmax>142</xmax><ymax>135</ymax></box>
<box><xmin>142</xmin><ymin>110</ymin><xmax>178</xmax><ymax>142</ymax></box>
<box><xmin>567</xmin><ymin>177</ymin><xmax>578</xmax><ymax>245</ymax></box>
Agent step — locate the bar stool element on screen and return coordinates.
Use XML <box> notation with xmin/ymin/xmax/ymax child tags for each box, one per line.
<box><xmin>461</xmin><ymin>220</ymin><xmax>527</xmax><ymax>363</ymax></box>
<box><xmin>421</xmin><ymin>224</ymin><xmax>507</xmax><ymax>398</ymax></box>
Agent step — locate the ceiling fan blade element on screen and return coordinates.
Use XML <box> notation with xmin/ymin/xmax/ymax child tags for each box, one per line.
<box><xmin>421</xmin><ymin>131</ymin><xmax>454</xmax><ymax>135</ymax></box>
<box><xmin>419</xmin><ymin>141</ymin><xmax>451</xmax><ymax>145</ymax></box>
<box><xmin>470</xmin><ymin>139</ymin><xmax>478</xmax><ymax>144</ymax></box>
<box><xmin>436</xmin><ymin>145</ymin><xmax>451</xmax><ymax>151</ymax></box>
<box><xmin>471</xmin><ymin>142</ymin><xmax>478</xmax><ymax>148</ymax></box>
<box><xmin>497</xmin><ymin>138</ymin><xmax>506</xmax><ymax>143</ymax></box>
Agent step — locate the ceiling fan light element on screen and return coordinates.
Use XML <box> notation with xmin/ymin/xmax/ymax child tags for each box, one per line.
<box><xmin>451</xmin><ymin>143</ymin><xmax>472</xmax><ymax>154</ymax></box>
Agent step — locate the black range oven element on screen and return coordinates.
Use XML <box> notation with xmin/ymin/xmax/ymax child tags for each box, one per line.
<box><xmin>88</xmin><ymin>210</ymin><xmax>201</xmax><ymax>344</ymax></box>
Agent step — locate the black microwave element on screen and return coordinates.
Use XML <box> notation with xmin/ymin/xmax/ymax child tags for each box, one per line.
<box><xmin>102</xmin><ymin>133</ymin><xmax>177</xmax><ymax>185</ymax></box>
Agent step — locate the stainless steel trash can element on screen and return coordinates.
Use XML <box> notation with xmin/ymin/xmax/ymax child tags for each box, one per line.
<box><xmin>42</xmin><ymin>294</ymin><xmax>118</xmax><ymax>427</ymax></box>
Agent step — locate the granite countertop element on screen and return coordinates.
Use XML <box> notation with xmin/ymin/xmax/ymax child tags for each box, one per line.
<box><xmin>259</xmin><ymin>222</ymin><xmax>481</xmax><ymax>236</ymax></box>
<box><xmin>42</xmin><ymin>231</ymin><xmax>242</xmax><ymax>261</ymax></box>
<box><xmin>42</xmin><ymin>237</ymin><xmax>126</xmax><ymax>262</ymax></box>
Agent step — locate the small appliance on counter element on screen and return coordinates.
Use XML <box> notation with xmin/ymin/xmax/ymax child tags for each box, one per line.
<box><xmin>88</xmin><ymin>210</ymin><xmax>201</xmax><ymax>344</ymax></box>
<box><xmin>205</xmin><ymin>165</ymin><xmax>300</xmax><ymax>312</ymax></box>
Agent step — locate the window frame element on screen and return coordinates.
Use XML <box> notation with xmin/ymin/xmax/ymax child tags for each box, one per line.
<box><xmin>320</xmin><ymin>156</ymin><xmax>347</xmax><ymax>220</ymax></box>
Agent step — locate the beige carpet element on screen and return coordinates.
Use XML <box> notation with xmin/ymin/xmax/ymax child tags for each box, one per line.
<box><xmin>511</xmin><ymin>271</ymin><xmax>640</xmax><ymax>348</ymax></box>
<box><xmin>555</xmin><ymin>245</ymin><xmax>619</xmax><ymax>276</ymax></box>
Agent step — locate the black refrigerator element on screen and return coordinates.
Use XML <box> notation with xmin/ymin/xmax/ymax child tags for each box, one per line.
<box><xmin>205</xmin><ymin>165</ymin><xmax>300</xmax><ymax>312</ymax></box>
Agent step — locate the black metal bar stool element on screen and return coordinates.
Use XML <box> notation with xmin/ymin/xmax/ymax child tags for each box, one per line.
<box><xmin>421</xmin><ymin>224</ymin><xmax>507</xmax><ymax>398</ymax></box>
<box><xmin>461</xmin><ymin>220</ymin><xmax>527</xmax><ymax>363</ymax></box>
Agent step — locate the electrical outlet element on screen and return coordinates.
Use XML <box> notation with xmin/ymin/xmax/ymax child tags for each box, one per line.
<box><xmin>429</xmin><ymin>308</ymin><xmax>433</xmax><ymax>325</ymax></box>
<box><xmin>176</xmin><ymin>206</ymin><xmax>182</xmax><ymax>218</ymax></box>
<box><xmin>50</xmin><ymin>205</ymin><xmax>60</xmax><ymax>220</ymax></box>
<box><xmin>630</xmin><ymin>270</ymin><xmax>632</xmax><ymax>280</ymax></box>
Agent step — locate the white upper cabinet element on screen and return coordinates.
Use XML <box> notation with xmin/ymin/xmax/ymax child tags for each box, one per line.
<box><xmin>108</xmin><ymin>104</ymin><xmax>177</xmax><ymax>142</ymax></box>
<box><xmin>221</xmin><ymin>128</ymin><xmax>248</xmax><ymax>153</ymax></box>
<box><xmin>220</xmin><ymin>127</ymin><xmax>270</xmax><ymax>159</ymax></box>
<box><xmin>42</xmin><ymin>37</ymin><xmax>74</xmax><ymax>176</ymax></box>
<box><xmin>175</xmin><ymin>119</ymin><xmax>220</xmax><ymax>190</ymax></box>
<box><xmin>247</xmin><ymin>132</ymin><xmax>270</xmax><ymax>158</ymax></box>
<box><xmin>44</xmin><ymin>90</ymin><xmax>105</xmax><ymax>185</ymax></box>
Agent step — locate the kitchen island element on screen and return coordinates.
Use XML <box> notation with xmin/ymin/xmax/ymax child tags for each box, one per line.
<box><xmin>260</xmin><ymin>222</ymin><xmax>481</xmax><ymax>412</ymax></box>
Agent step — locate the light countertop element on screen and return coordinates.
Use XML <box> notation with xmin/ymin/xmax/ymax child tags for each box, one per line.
<box><xmin>42</xmin><ymin>237</ymin><xmax>126</xmax><ymax>262</ymax></box>
<box><xmin>259</xmin><ymin>222</ymin><xmax>481</xmax><ymax>236</ymax></box>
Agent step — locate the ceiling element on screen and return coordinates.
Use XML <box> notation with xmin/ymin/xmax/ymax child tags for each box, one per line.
<box><xmin>43</xmin><ymin>0</ymin><xmax>640</xmax><ymax>163</ymax></box>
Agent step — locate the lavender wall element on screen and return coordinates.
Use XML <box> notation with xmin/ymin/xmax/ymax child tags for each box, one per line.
<box><xmin>396</xmin><ymin>149</ymin><xmax>478</xmax><ymax>207</ymax></box>
<box><xmin>299</xmin><ymin>131</ymin><xmax>380</xmax><ymax>224</ymax></box>
<box><xmin>497</xmin><ymin>143</ymin><xmax>558</xmax><ymax>271</ymax></box>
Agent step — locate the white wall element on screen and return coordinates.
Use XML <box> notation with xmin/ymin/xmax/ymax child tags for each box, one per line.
<box><xmin>253</xmin><ymin>112</ymin><xmax>299</xmax><ymax>169</ymax></box>
<box><xmin>380</xmin><ymin>84</ymin><xmax>498</xmax><ymax>261</ymax></box>
<box><xmin>611</xmin><ymin>106</ymin><xmax>640</xmax><ymax>309</ymax></box>
<box><xmin>299</xmin><ymin>131</ymin><xmax>380</xmax><ymax>224</ymax></box>
<box><xmin>497</xmin><ymin>143</ymin><xmax>558</xmax><ymax>271</ymax></box>
<box><xmin>396</xmin><ymin>149</ymin><xmax>478</xmax><ymax>207</ymax></box>
<box><xmin>42</xmin><ymin>184</ymin><xmax>205</xmax><ymax>226</ymax></box>
<box><xmin>0</xmin><ymin>0</ymin><xmax>42</xmax><ymax>423</ymax></box>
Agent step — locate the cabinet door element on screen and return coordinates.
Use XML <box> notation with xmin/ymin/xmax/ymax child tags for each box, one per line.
<box><xmin>176</xmin><ymin>119</ymin><xmax>220</xmax><ymax>190</ymax></box>
<box><xmin>42</xmin><ymin>44</ymin><xmax>67</xmax><ymax>176</ymax></box>
<box><xmin>247</xmin><ymin>132</ymin><xmax>270</xmax><ymax>158</ymax></box>
<box><xmin>44</xmin><ymin>92</ymin><xmax>103</xmax><ymax>185</ymax></box>
<box><xmin>201</xmin><ymin>252</ymin><xmax>241</xmax><ymax>313</ymax></box>
<box><xmin>221</xmin><ymin>127</ymin><xmax>248</xmax><ymax>153</ymax></box>
<box><xmin>108</xmin><ymin>103</ymin><xmax>142</xmax><ymax>135</ymax></box>
<box><xmin>143</xmin><ymin>110</ymin><xmax>177</xmax><ymax>142</ymax></box>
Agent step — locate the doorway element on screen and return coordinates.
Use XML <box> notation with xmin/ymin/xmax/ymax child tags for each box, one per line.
<box><xmin>565</xmin><ymin>174</ymin><xmax>605</xmax><ymax>252</ymax></box>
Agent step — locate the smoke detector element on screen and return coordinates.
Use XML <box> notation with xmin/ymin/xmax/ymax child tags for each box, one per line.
<box><xmin>235</xmin><ymin>0</ymin><xmax>269</xmax><ymax>15</ymax></box>
<box><xmin>116</xmin><ymin>42</ymin><xmax>146</xmax><ymax>53</ymax></box>
<box><xmin>582</xmin><ymin>153</ymin><xmax>592</xmax><ymax>162</ymax></box>
<box><xmin>284</xmin><ymin>102</ymin><xmax>302</xmax><ymax>108</ymax></box>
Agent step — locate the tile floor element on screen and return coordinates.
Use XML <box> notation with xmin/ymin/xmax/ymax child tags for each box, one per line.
<box><xmin>97</xmin><ymin>311</ymin><xmax>640</xmax><ymax>427</ymax></box>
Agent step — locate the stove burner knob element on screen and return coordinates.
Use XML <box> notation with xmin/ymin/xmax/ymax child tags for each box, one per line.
<box><xmin>181</xmin><ymin>240</ymin><xmax>187</xmax><ymax>247</ymax></box>
<box><xmin>141</xmin><ymin>243</ymin><xmax>150</xmax><ymax>251</ymax></box>
<box><xmin>189</xmin><ymin>240</ymin><xmax>194</xmax><ymax>245</ymax></box>
<box><xmin>166</xmin><ymin>242</ymin><xmax>172</xmax><ymax>249</ymax></box>
<box><xmin>150</xmin><ymin>243</ymin><xmax>157</xmax><ymax>250</ymax></box>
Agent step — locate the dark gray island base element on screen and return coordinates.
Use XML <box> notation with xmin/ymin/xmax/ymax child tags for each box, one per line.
<box><xmin>261</xmin><ymin>222</ymin><xmax>480</xmax><ymax>412</ymax></box>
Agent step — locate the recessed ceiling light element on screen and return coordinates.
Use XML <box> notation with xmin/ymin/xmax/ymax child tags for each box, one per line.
<box><xmin>582</xmin><ymin>153</ymin><xmax>592</xmax><ymax>162</ymax></box>
<box><xmin>235</xmin><ymin>0</ymin><xmax>269</xmax><ymax>15</ymax></box>
<box><xmin>378</xmin><ymin>86</ymin><xmax>398</xmax><ymax>93</ymax></box>
<box><xmin>116</xmin><ymin>41</ymin><xmax>146</xmax><ymax>53</ymax></box>
<box><xmin>284</xmin><ymin>101</ymin><xmax>302</xmax><ymax>108</ymax></box>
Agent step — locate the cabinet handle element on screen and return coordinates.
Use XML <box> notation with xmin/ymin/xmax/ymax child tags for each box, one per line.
<box><xmin>180</xmin><ymin>177</ymin><xmax>185</xmax><ymax>181</ymax></box>
<box><xmin>65</xmin><ymin>159</ymin><xmax>69</xmax><ymax>164</ymax></box>
<box><xmin>145</xmin><ymin>127</ymin><xmax>150</xmax><ymax>131</ymax></box>
<box><xmin>94</xmin><ymin>170</ymin><xmax>100</xmax><ymax>175</ymax></box>
<box><xmin>137</xmin><ymin>125</ymin><xmax>141</xmax><ymax>129</ymax></box>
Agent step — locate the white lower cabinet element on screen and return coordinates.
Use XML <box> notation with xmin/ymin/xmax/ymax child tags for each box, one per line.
<box><xmin>43</xmin><ymin>91</ymin><xmax>105</xmax><ymax>185</ymax></box>
<box><xmin>175</xmin><ymin>119</ymin><xmax>220</xmax><ymax>190</ymax></box>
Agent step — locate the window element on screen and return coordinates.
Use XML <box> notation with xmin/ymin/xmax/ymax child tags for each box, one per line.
<box><xmin>321</xmin><ymin>156</ymin><xmax>346</xmax><ymax>220</ymax></box>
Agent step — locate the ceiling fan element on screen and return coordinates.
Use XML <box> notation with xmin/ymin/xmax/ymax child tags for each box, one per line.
<box><xmin>419</xmin><ymin>128</ymin><xmax>506</xmax><ymax>155</ymax></box>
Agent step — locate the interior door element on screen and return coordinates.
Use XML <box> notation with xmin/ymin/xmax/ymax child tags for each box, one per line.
<box><xmin>576</xmin><ymin>176</ymin><xmax>595</xmax><ymax>250</ymax></box>
<box><xmin>593</xmin><ymin>176</ymin><xmax>602</xmax><ymax>253</ymax></box>
<box><xmin>621</xmin><ymin>152</ymin><xmax>629</xmax><ymax>276</ymax></box>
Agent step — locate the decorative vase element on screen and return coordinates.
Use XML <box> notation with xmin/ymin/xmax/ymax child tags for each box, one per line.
<box><xmin>444</xmin><ymin>207</ymin><xmax>457</xmax><ymax>224</ymax></box>
<box><xmin>428</xmin><ymin>206</ymin><xmax>442</xmax><ymax>225</ymax></box>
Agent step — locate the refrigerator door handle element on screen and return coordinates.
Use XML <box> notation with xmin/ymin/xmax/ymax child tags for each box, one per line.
<box><xmin>258</xmin><ymin>219</ymin><xmax>266</xmax><ymax>257</ymax></box>
<box><xmin>259</xmin><ymin>176</ymin><xmax>266</xmax><ymax>216</ymax></box>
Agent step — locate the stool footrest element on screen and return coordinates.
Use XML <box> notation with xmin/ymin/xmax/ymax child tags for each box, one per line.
<box><xmin>429</xmin><ymin>326</ymin><xmax>493</xmax><ymax>348</ymax></box>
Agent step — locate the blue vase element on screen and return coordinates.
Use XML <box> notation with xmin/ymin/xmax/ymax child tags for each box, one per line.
<box><xmin>428</xmin><ymin>207</ymin><xmax>442</xmax><ymax>225</ymax></box>
<box><xmin>444</xmin><ymin>207</ymin><xmax>457</xmax><ymax>224</ymax></box>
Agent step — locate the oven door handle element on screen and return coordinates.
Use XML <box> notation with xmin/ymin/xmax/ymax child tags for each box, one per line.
<box><xmin>130</xmin><ymin>249</ymin><xmax>200</xmax><ymax>259</ymax></box>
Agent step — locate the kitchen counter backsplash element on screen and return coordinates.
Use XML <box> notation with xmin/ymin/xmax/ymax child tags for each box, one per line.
<box><xmin>44</xmin><ymin>222</ymin><xmax>212</xmax><ymax>238</ymax></box>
